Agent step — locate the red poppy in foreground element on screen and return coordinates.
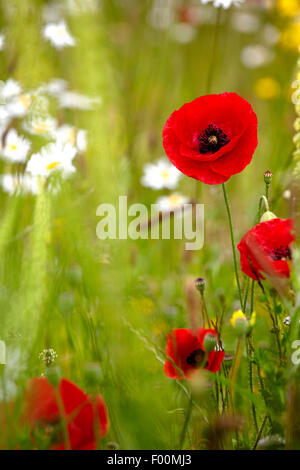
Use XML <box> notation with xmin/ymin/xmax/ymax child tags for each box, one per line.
<box><xmin>164</xmin><ymin>328</ymin><xmax>225</xmax><ymax>379</ymax></box>
<box><xmin>237</xmin><ymin>218</ymin><xmax>295</xmax><ymax>281</ymax></box>
<box><xmin>162</xmin><ymin>93</ymin><xmax>258</xmax><ymax>184</ymax></box>
<box><xmin>25</xmin><ymin>377</ymin><xmax>108</xmax><ymax>450</ymax></box>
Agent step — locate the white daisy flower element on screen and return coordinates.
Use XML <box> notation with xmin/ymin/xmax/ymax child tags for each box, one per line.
<box><xmin>54</xmin><ymin>124</ymin><xmax>87</xmax><ymax>153</ymax></box>
<box><xmin>58</xmin><ymin>91</ymin><xmax>101</xmax><ymax>110</ymax></box>
<box><xmin>43</xmin><ymin>21</ymin><xmax>75</xmax><ymax>49</ymax></box>
<box><xmin>0</xmin><ymin>34</ymin><xmax>5</xmax><ymax>50</ymax></box>
<box><xmin>0</xmin><ymin>106</ymin><xmax>10</xmax><ymax>129</ymax></box>
<box><xmin>240</xmin><ymin>45</ymin><xmax>274</xmax><ymax>69</ymax></box>
<box><xmin>23</xmin><ymin>116</ymin><xmax>57</xmax><ymax>138</ymax></box>
<box><xmin>6</xmin><ymin>93</ymin><xmax>33</xmax><ymax>118</ymax></box>
<box><xmin>201</xmin><ymin>0</ymin><xmax>244</xmax><ymax>9</ymax></box>
<box><xmin>0</xmin><ymin>79</ymin><xmax>21</xmax><ymax>102</ymax></box>
<box><xmin>2</xmin><ymin>129</ymin><xmax>31</xmax><ymax>163</ymax></box>
<box><xmin>41</xmin><ymin>78</ymin><xmax>68</xmax><ymax>96</ymax></box>
<box><xmin>141</xmin><ymin>158</ymin><xmax>181</xmax><ymax>190</ymax></box>
<box><xmin>156</xmin><ymin>193</ymin><xmax>189</xmax><ymax>212</ymax></box>
<box><xmin>26</xmin><ymin>141</ymin><xmax>77</xmax><ymax>178</ymax></box>
<box><xmin>1</xmin><ymin>173</ymin><xmax>38</xmax><ymax>195</ymax></box>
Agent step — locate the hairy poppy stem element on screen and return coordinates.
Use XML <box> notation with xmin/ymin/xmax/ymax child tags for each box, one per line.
<box><xmin>221</xmin><ymin>183</ymin><xmax>243</xmax><ymax>310</ymax></box>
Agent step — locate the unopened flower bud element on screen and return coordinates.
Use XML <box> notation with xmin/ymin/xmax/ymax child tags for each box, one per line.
<box><xmin>230</xmin><ymin>310</ymin><xmax>252</xmax><ymax>336</ymax></box>
<box><xmin>195</xmin><ymin>277</ymin><xmax>206</xmax><ymax>293</ymax></box>
<box><xmin>203</xmin><ymin>332</ymin><xmax>217</xmax><ymax>353</ymax></box>
<box><xmin>260</xmin><ymin>210</ymin><xmax>277</xmax><ymax>222</ymax></box>
<box><xmin>264</xmin><ymin>170</ymin><xmax>273</xmax><ymax>184</ymax></box>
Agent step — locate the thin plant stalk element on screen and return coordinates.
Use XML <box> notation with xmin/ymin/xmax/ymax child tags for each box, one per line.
<box><xmin>222</xmin><ymin>183</ymin><xmax>243</xmax><ymax>310</ymax></box>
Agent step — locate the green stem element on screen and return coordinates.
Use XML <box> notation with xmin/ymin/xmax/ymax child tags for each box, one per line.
<box><xmin>179</xmin><ymin>393</ymin><xmax>193</xmax><ymax>450</ymax></box>
<box><xmin>252</xmin><ymin>415</ymin><xmax>268</xmax><ymax>450</ymax></box>
<box><xmin>221</xmin><ymin>183</ymin><xmax>243</xmax><ymax>310</ymax></box>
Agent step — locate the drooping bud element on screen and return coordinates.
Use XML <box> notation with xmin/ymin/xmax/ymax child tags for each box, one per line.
<box><xmin>260</xmin><ymin>210</ymin><xmax>277</xmax><ymax>222</ymax></box>
<box><xmin>264</xmin><ymin>170</ymin><xmax>273</xmax><ymax>185</ymax></box>
<box><xmin>195</xmin><ymin>277</ymin><xmax>206</xmax><ymax>293</ymax></box>
<box><xmin>203</xmin><ymin>332</ymin><xmax>217</xmax><ymax>353</ymax></box>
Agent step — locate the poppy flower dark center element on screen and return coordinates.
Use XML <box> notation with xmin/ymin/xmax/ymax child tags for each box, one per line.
<box><xmin>186</xmin><ymin>348</ymin><xmax>206</xmax><ymax>368</ymax></box>
<box><xmin>198</xmin><ymin>124</ymin><xmax>230</xmax><ymax>154</ymax></box>
<box><xmin>270</xmin><ymin>245</ymin><xmax>292</xmax><ymax>261</ymax></box>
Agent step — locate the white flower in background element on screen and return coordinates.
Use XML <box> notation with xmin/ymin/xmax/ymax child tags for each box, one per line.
<box><xmin>0</xmin><ymin>106</ymin><xmax>10</xmax><ymax>129</ymax></box>
<box><xmin>26</xmin><ymin>141</ymin><xmax>77</xmax><ymax>178</ymax></box>
<box><xmin>147</xmin><ymin>0</ymin><xmax>175</xmax><ymax>30</ymax></box>
<box><xmin>156</xmin><ymin>193</ymin><xmax>189</xmax><ymax>212</ymax></box>
<box><xmin>0</xmin><ymin>34</ymin><xmax>5</xmax><ymax>50</ymax></box>
<box><xmin>24</xmin><ymin>116</ymin><xmax>57</xmax><ymax>138</ymax></box>
<box><xmin>240</xmin><ymin>45</ymin><xmax>274</xmax><ymax>69</ymax></box>
<box><xmin>42</xmin><ymin>78</ymin><xmax>68</xmax><ymax>96</ymax></box>
<box><xmin>141</xmin><ymin>158</ymin><xmax>181</xmax><ymax>190</ymax></box>
<box><xmin>2</xmin><ymin>129</ymin><xmax>31</xmax><ymax>163</ymax></box>
<box><xmin>58</xmin><ymin>91</ymin><xmax>101</xmax><ymax>110</ymax></box>
<box><xmin>43</xmin><ymin>21</ymin><xmax>75</xmax><ymax>49</ymax></box>
<box><xmin>1</xmin><ymin>173</ymin><xmax>38</xmax><ymax>195</ymax></box>
<box><xmin>55</xmin><ymin>124</ymin><xmax>87</xmax><ymax>152</ymax></box>
<box><xmin>66</xmin><ymin>0</ymin><xmax>99</xmax><ymax>15</ymax></box>
<box><xmin>231</xmin><ymin>12</ymin><xmax>260</xmax><ymax>34</ymax></box>
<box><xmin>283</xmin><ymin>189</ymin><xmax>291</xmax><ymax>200</ymax></box>
<box><xmin>169</xmin><ymin>23</ymin><xmax>197</xmax><ymax>44</ymax></box>
<box><xmin>0</xmin><ymin>79</ymin><xmax>21</xmax><ymax>102</ymax></box>
<box><xmin>263</xmin><ymin>24</ymin><xmax>280</xmax><ymax>46</ymax></box>
<box><xmin>201</xmin><ymin>0</ymin><xmax>244</xmax><ymax>8</ymax></box>
<box><xmin>6</xmin><ymin>93</ymin><xmax>33</xmax><ymax>117</ymax></box>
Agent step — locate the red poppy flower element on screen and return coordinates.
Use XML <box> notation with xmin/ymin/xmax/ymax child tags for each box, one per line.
<box><xmin>162</xmin><ymin>93</ymin><xmax>258</xmax><ymax>185</ymax></box>
<box><xmin>237</xmin><ymin>218</ymin><xmax>295</xmax><ymax>281</ymax></box>
<box><xmin>24</xmin><ymin>377</ymin><xmax>108</xmax><ymax>450</ymax></box>
<box><xmin>164</xmin><ymin>328</ymin><xmax>225</xmax><ymax>379</ymax></box>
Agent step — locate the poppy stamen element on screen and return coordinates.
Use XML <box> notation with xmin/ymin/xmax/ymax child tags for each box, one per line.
<box><xmin>198</xmin><ymin>124</ymin><xmax>230</xmax><ymax>154</ymax></box>
<box><xmin>186</xmin><ymin>348</ymin><xmax>206</xmax><ymax>368</ymax></box>
<box><xmin>270</xmin><ymin>245</ymin><xmax>292</xmax><ymax>261</ymax></box>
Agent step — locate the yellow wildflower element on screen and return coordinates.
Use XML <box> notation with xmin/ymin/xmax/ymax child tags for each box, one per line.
<box><xmin>254</xmin><ymin>77</ymin><xmax>281</xmax><ymax>100</ymax></box>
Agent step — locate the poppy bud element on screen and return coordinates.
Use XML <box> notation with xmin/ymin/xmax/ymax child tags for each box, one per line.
<box><xmin>260</xmin><ymin>210</ymin><xmax>277</xmax><ymax>222</ymax></box>
<box><xmin>264</xmin><ymin>170</ymin><xmax>273</xmax><ymax>184</ymax></box>
<box><xmin>195</xmin><ymin>277</ymin><xmax>206</xmax><ymax>293</ymax></box>
<box><xmin>203</xmin><ymin>332</ymin><xmax>218</xmax><ymax>353</ymax></box>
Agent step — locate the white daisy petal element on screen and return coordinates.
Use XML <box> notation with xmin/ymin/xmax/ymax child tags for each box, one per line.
<box><xmin>2</xmin><ymin>129</ymin><xmax>31</xmax><ymax>163</ymax></box>
<box><xmin>43</xmin><ymin>21</ymin><xmax>75</xmax><ymax>49</ymax></box>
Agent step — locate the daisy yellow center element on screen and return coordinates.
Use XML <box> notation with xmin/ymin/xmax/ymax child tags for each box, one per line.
<box><xmin>46</xmin><ymin>161</ymin><xmax>60</xmax><ymax>171</ymax></box>
<box><xmin>9</xmin><ymin>144</ymin><xmax>18</xmax><ymax>151</ymax></box>
<box><xmin>33</xmin><ymin>122</ymin><xmax>51</xmax><ymax>134</ymax></box>
<box><xmin>19</xmin><ymin>95</ymin><xmax>31</xmax><ymax>108</ymax></box>
<box><xmin>161</xmin><ymin>170</ymin><xmax>170</xmax><ymax>181</ymax></box>
<box><xmin>57</xmin><ymin>26</ymin><xmax>67</xmax><ymax>37</ymax></box>
<box><xmin>168</xmin><ymin>194</ymin><xmax>181</xmax><ymax>206</ymax></box>
<box><xmin>66</xmin><ymin>129</ymin><xmax>76</xmax><ymax>146</ymax></box>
